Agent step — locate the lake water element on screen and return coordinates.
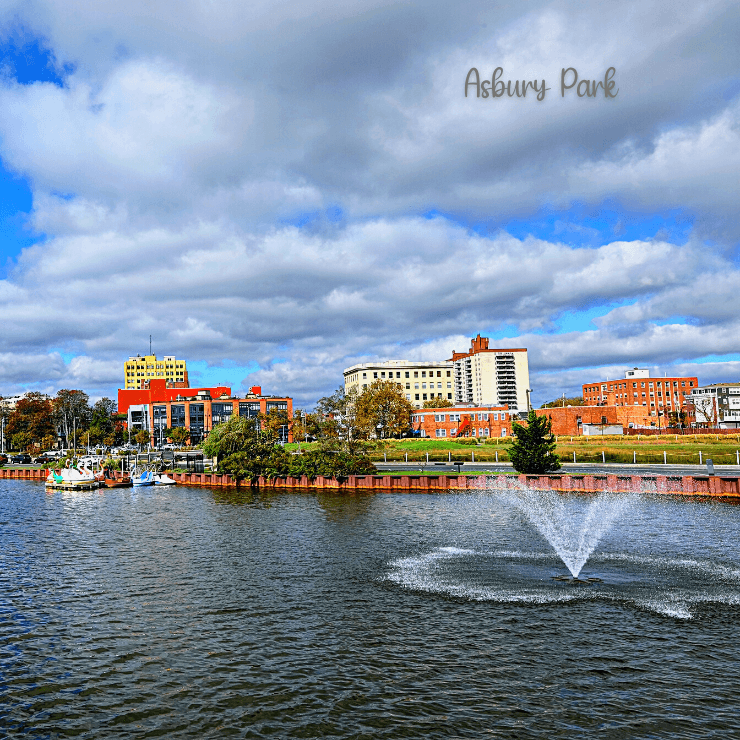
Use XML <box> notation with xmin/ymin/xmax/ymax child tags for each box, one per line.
<box><xmin>1</xmin><ymin>480</ymin><xmax>739</xmax><ymax>738</ymax></box>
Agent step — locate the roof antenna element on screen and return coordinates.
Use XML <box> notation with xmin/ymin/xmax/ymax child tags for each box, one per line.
<box><xmin>150</xmin><ymin>335</ymin><xmax>152</xmax><ymax>355</ymax></box>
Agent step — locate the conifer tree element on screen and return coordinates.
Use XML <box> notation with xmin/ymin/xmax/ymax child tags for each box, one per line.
<box><xmin>509</xmin><ymin>410</ymin><xmax>561</xmax><ymax>473</ymax></box>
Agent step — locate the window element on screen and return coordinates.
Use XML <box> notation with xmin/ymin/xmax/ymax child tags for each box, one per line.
<box><xmin>436</xmin><ymin>429</ymin><xmax>446</xmax><ymax>438</ymax></box>
<box><xmin>362</xmin><ymin>372</ymin><xmax>366</xmax><ymax>379</ymax></box>
<box><xmin>422</xmin><ymin>383</ymin><xmax>426</xmax><ymax>389</ymax></box>
<box><xmin>415</xmin><ymin>383</ymin><xmax>419</xmax><ymax>389</ymax></box>
<box><xmin>422</xmin><ymin>394</ymin><xmax>427</xmax><ymax>400</ymax></box>
<box><xmin>446</xmin><ymin>382</ymin><xmax>451</xmax><ymax>389</ymax></box>
<box><xmin>239</xmin><ymin>402</ymin><xmax>260</xmax><ymax>418</ymax></box>
<box><xmin>405</xmin><ymin>394</ymin><xmax>410</xmax><ymax>401</ymax></box>
<box><xmin>447</xmin><ymin>393</ymin><xmax>452</xmax><ymax>400</ymax></box>
<box><xmin>373</xmin><ymin>372</ymin><xmax>378</xmax><ymax>379</ymax></box>
<box><xmin>381</xmin><ymin>372</ymin><xmax>385</xmax><ymax>378</ymax></box>
<box><xmin>414</xmin><ymin>371</ymin><xmax>418</xmax><ymax>378</ymax></box>
<box><xmin>437</xmin><ymin>371</ymin><xmax>441</xmax><ymax>377</ymax></box>
<box><xmin>415</xmin><ymin>394</ymin><xmax>419</xmax><ymax>400</ymax></box>
<box><xmin>396</xmin><ymin>372</ymin><xmax>401</xmax><ymax>378</ymax></box>
<box><xmin>446</xmin><ymin>371</ymin><xmax>451</xmax><ymax>377</ymax></box>
<box><xmin>501</xmin><ymin>428</ymin><xmax>507</xmax><ymax>437</ymax></box>
<box><xmin>405</xmin><ymin>383</ymin><xmax>410</xmax><ymax>389</ymax></box>
<box><xmin>405</xmin><ymin>371</ymin><xmax>409</xmax><ymax>378</ymax></box>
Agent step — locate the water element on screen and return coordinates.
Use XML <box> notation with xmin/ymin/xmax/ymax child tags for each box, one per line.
<box><xmin>1</xmin><ymin>480</ymin><xmax>740</xmax><ymax>738</ymax></box>
<box><xmin>500</xmin><ymin>489</ymin><xmax>634</xmax><ymax>578</ymax></box>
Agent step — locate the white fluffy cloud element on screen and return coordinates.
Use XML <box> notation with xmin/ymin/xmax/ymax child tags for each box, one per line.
<box><xmin>0</xmin><ymin>0</ymin><xmax>738</xmax><ymax>407</ymax></box>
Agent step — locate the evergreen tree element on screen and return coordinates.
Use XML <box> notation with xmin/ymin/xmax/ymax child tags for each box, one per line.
<box><xmin>509</xmin><ymin>410</ymin><xmax>561</xmax><ymax>473</ymax></box>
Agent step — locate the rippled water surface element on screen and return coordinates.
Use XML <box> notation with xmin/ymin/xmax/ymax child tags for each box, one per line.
<box><xmin>1</xmin><ymin>481</ymin><xmax>739</xmax><ymax>739</ymax></box>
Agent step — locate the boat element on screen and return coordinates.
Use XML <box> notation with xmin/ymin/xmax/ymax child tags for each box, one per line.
<box><xmin>152</xmin><ymin>472</ymin><xmax>177</xmax><ymax>486</ymax></box>
<box><xmin>46</xmin><ymin>461</ymin><xmax>100</xmax><ymax>490</ymax></box>
<box><xmin>131</xmin><ymin>468</ymin><xmax>155</xmax><ymax>487</ymax></box>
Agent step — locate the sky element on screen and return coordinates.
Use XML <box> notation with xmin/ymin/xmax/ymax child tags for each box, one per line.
<box><xmin>0</xmin><ymin>0</ymin><xmax>738</xmax><ymax>409</ymax></box>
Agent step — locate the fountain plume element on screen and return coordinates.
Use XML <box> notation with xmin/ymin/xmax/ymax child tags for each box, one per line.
<box><xmin>501</xmin><ymin>489</ymin><xmax>633</xmax><ymax>578</ymax></box>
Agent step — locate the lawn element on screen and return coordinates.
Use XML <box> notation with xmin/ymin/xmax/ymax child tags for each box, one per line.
<box><xmin>287</xmin><ymin>434</ymin><xmax>740</xmax><ymax>466</ymax></box>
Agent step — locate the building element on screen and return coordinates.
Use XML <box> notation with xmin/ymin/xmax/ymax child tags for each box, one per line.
<box><xmin>449</xmin><ymin>335</ymin><xmax>530</xmax><ymax>411</ymax></box>
<box><xmin>535</xmin><ymin>403</ymin><xmax>684</xmax><ymax>436</ymax></box>
<box><xmin>343</xmin><ymin>335</ymin><xmax>530</xmax><ymax>412</ymax></box>
<box><xmin>689</xmin><ymin>384</ymin><xmax>740</xmax><ymax>428</ymax></box>
<box><xmin>411</xmin><ymin>405</ymin><xmax>513</xmax><ymax>439</ymax></box>
<box><xmin>344</xmin><ymin>360</ymin><xmax>454</xmax><ymax>409</ymax></box>
<box><xmin>124</xmin><ymin>354</ymin><xmax>189</xmax><ymax>389</ymax></box>
<box><xmin>118</xmin><ymin>379</ymin><xmax>293</xmax><ymax>445</ymax></box>
<box><xmin>582</xmin><ymin>369</ymin><xmax>697</xmax><ymax>417</ymax></box>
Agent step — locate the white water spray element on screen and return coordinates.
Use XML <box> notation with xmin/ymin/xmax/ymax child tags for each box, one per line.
<box><xmin>502</xmin><ymin>489</ymin><xmax>633</xmax><ymax>578</ymax></box>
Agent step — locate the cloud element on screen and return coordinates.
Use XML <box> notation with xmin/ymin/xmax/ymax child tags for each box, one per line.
<box><xmin>0</xmin><ymin>0</ymin><xmax>737</xmax><ymax>408</ymax></box>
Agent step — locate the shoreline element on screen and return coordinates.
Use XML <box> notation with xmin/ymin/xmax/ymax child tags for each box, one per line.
<box><xmin>3</xmin><ymin>467</ymin><xmax>738</xmax><ymax>498</ymax></box>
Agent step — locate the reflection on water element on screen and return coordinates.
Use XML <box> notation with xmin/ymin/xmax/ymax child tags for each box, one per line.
<box><xmin>1</xmin><ymin>481</ymin><xmax>739</xmax><ymax>739</ymax></box>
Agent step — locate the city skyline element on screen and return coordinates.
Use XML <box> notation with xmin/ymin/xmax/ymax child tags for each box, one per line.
<box><xmin>0</xmin><ymin>1</ymin><xmax>738</xmax><ymax>409</ymax></box>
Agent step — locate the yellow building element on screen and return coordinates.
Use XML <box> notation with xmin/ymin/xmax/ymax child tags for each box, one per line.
<box><xmin>343</xmin><ymin>360</ymin><xmax>454</xmax><ymax>409</ymax></box>
<box><xmin>124</xmin><ymin>354</ymin><xmax>189</xmax><ymax>390</ymax></box>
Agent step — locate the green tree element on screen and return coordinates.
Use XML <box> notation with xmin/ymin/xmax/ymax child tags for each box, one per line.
<box><xmin>354</xmin><ymin>380</ymin><xmax>413</xmax><ymax>439</ymax></box>
<box><xmin>6</xmin><ymin>393</ymin><xmax>55</xmax><ymax>450</ymax></box>
<box><xmin>203</xmin><ymin>415</ymin><xmax>261</xmax><ymax>459</ymax></box>
<box><xmin>165</xmin><ymin>427</ymin><xmax>190</xmax><ymax>447</ymax></box>
<box><xmin>52</xmin><ymin>390</ymin><xmax>91</xmax><ymax>447</ymax></box>
<box><xmin>288</xmin><ymin>441</ymin><xmax>376</xmax><ymax>480</ymax></box>
<box><xmin>509</xmin><ymin>410</ymin><xmax>561</xmax><ymax>473</ymax></box>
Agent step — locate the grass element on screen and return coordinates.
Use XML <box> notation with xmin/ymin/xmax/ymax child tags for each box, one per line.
<box><xmin>287</xmin><ymin>435</ymin><xmax>740</xmax><ymax>466</ymax></box>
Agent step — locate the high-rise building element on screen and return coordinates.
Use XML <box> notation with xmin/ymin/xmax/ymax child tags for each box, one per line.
<box><xmin>123</xmin><ymin>354</ymin><xmax>189</xmax><ymax>390</ymax></box>
<box><xmin>449</xmin><ymin>335</ymin><xmax>530</xmax><ymax>411</ymax></box>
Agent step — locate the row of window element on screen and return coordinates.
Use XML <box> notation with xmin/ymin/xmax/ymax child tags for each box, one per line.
<box><xmin>363</xmin><ymin>369</ymin><xmax>452</xmax><ymax>380</ymax></box>
<box><xmin>413</xmin><ymin>411</ymin><xmax>508</xmax><ymax>423</ymax></box>
<box><xmin>432</xmin><ymin>428</ymin><xmax>507</xmax><ymax>438</ymax></box>
<box><xmin>585</xmin><ymin>380</ymin><xmax>695</xmax><ymax>393</ymax></box>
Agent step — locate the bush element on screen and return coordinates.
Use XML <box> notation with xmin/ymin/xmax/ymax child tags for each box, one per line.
<box><xmin>454</xmin><ymin>438</ymin><xmax>478</xmax><ymax>446</ymax></box>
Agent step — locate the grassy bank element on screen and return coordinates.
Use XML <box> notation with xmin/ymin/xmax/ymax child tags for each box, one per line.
<box><xmin>287</xmin><ymin>435</ymin><xmax>740</xmax><ymax>466</ymax></box>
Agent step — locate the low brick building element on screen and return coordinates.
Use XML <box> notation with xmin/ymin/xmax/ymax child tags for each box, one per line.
<box><xmin>411</xmin><ymin>405</ymin><xmax>513</xmax><ymax>439</ymax></box>
<box><xmin>583</xmin><ymin>368</ymin><xmax>697</xmax><ymax>417</ymax></box>
<box><xmin>535</xmin><ymin>404</ymin><xmax>676</xmax><ymax>436</ymax></box>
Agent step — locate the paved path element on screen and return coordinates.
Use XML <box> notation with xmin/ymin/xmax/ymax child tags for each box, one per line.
<box><xmin>374</xmin><ymin>462</ymin><xmax>740</xmax><ymax>476</ymax></box>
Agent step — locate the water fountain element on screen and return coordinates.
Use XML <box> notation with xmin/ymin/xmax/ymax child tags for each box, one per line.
<box><xmin>500</xmin><ymin>488</ymin><xmax>634</xmax><ymax>582</ymax></box>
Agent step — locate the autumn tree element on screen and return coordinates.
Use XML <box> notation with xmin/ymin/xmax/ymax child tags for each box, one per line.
<box><xmin>422</xmin><ymin>397</ymin><xmax>454</xmax><ymax>408</ymax></box>
<box><xmin>6</xmin><ymin>393</ymin><xmax>55</xmax><ymax>451</ymax></box>
<box><xmin>354</xmin><ymin>380</ymin><xmax>413</xmax><ymax>439</ymax></box>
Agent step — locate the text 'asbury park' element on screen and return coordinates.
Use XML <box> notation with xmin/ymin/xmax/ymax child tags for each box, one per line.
<box><xmin>464</xmin><ymin>68</ymin><xmax>619</xmax><ymax>100</ymax></box>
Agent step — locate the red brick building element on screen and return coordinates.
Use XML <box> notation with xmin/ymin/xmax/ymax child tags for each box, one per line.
<box><xmin>118</xmin><ymin>379</ymin><xmax>293</xmax><ymax>445</ymax></box>
<box><xmin>582</xmin><ymin>371</ymin><xmax>697</xmax><ymax>417</ymax></box>
<box><xmin>411</xmin><ymin>405</ymin><xmax>513</xmax><ymax>439</ymax></box>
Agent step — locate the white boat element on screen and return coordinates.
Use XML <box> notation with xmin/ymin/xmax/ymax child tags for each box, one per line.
<box><xmin>46</xmin><ymin>461</ymin><xmax>99</xmax><ymax>490</ymax></box>
<box><xmin>131</xmin><ymin>469</ymin><xmax>155</xmax><ymax>487</ymax></box>
<box><xmin>152</xmin><ymin>473</ymin><xmax>177</xmax><ymax>486</ymax></box>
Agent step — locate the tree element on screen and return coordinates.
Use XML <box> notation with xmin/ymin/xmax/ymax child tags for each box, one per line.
<box><xmin>354</xmin><ymin>380</ymin><xmax>413</xmax><ymax>439</ymax></box>
<box><xmin>134</xmin><ymin>429</ymin><xmax>151</xmax><ymax>449</ymax></box>
<box><xmin>89</xmin><ymin>398</ymin><xmax>117</xmax><ymax>444</ymax></box>
<box><xmin>52</xmin><ymin>390</ymin><xmax>91</xmax><ymax>447</ymax></box>
<box><xmin>540</xmin><ymin>396</ymin><xmax>584</xmax><ymax>408</ymax></box>
<box><xmin>203</xmin><ymin>415</ymin><xmax>261</xmax><ymax>459</ymax></box>
<box><xmin>6</xmin><ymin>393</ymin><xmax>55</xmax><ymax>450</ymax></box>
<box><xmin>509</xmin><ymin>410</ymin><xmax>561</xmax><ymax>473</ymax></box>
<box><xmin>423</xmin><ymin>397</ymin><xmax>454</xmax><ymax>408</ymax></box>
<box><xmin>165</xmin><ymin>427</ymin><xmax>190</xmax><ymax>447</ymax></box>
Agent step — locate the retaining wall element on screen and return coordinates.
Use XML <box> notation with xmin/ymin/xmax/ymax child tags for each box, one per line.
<box><xmin>170</xmin><ymin>471</ymin><xmax>740</xmax><ymax>497</ymax></box>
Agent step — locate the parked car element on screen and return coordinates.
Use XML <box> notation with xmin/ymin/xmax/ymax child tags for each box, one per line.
<box><xmin>35</xmin><ymin>453</ymin><xmax>58</xmax><ymax>464</ymax></box>
<box><xmin>0</xmin><ymin>454</ymin><xmax>8</xmax><ymax>466</ymax></box>
<box><xmin>10</xmin><ymin>453</ymin><xmax>32</xmax><ymax>464</ymax></box>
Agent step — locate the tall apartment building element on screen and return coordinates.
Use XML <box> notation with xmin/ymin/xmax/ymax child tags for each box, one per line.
<box><xmin>343</xmin><ymin>360</ymin><xmax>454</xmax><ymax>408</ymax></box>
<box><xmin>124</xmin><ymin>354</ymin><xmax>189</xmax><ymax>389</ymax></box>
<box><xmin>449</xmin><ymin>335</ymin><xmax>530</xmax><ymax>411</ymax></box>
<box><xmin>582</xmin><ymin>369</ymin><xmax>697</xmax><ymax>417</ymax></box>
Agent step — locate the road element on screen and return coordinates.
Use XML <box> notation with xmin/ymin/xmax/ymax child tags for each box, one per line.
<box><xmin>374</xmin><ymin>462</ymin><xmax>740</xmax><ymax>477</ymax></box>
